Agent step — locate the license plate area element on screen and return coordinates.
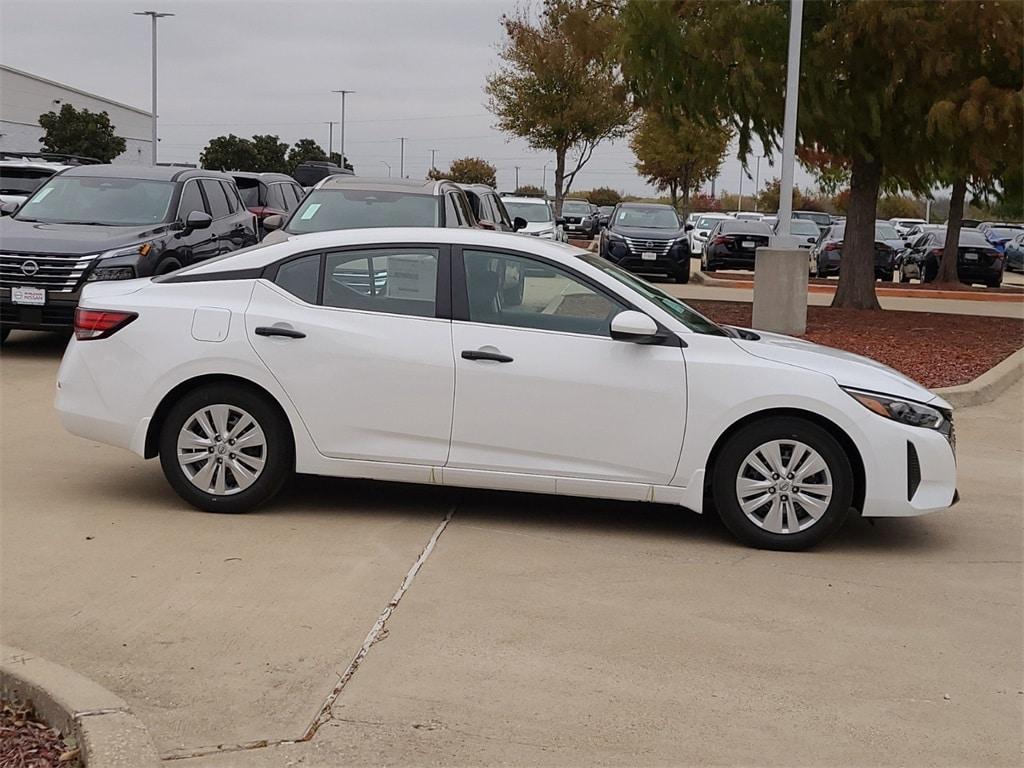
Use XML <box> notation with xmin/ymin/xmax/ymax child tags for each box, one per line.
<box><xmin>742</xmin><ymin>240</ymin><xmax>756</xmax><ymax>249</ymax></box>
<box><xmin>12</xmin><ymin>286</ymin><xmax>45</xmax><ymax>305</ymax></box>
<box><xmin>641</xmin><ymin>251</ymin><xmax>657</xmax><ymax>261</ymax></box>
<box><xmin>963</xmin><ymin>252</ymin><xmax>978</xmax><ymax>261</ymax></box>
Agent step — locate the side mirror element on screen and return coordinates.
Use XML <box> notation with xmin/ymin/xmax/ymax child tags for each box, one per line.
<box><xmin>477</xmin><ymin>219</ymin><xmax>496</xmax><ymax>231</ymax></box>
<box><xmin>262</xmin><ymin>214</ymin><xmax>284</xmax><ymax>231</ymax></box>
<box><xmin>513</xmin><ymin>216</ymin><xmax>527</xmax><ymax>232</ymax></box>
<box><xmin>185</xmin><ymin>211</ymin><xmax>213</xmax><ymax>231</ymax></box>
<box><xmin>610</xmin><ymin>310</ymin><xmax>663</xmax><ymax>344</ymax></box>
<box><xmin>684</xmin><ymin>223</ymin><xmax>694</xmax><ymax>232</ymax></box>
<box><xmin>0</xmin><ymin>201</ymin><xmax>19</xmax><ymax>216</ymax></box>
<box><xmin>555</xmin><ymin>217</ymin><xmax>566</xmax><ymax>226</ymax></box>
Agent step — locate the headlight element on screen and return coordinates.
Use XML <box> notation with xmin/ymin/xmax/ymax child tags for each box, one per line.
<box><xmin>85</xmin><ymin>242</ymin><xmax>151</xmax><ymax>282</ymax></box>
<box><xmin>605</xmin><ymin>231</ymin><xmax>625</xmax><ymax>242</ymax></box>
<box><xmin>87</xmin><ymin>266</ymin><xmax>136</xmax><ymax>282</ymax></box>
<box><xmin>843</xmin><ymin>388</ymin><xmax>946</xmax><ymax>429</ymax></box>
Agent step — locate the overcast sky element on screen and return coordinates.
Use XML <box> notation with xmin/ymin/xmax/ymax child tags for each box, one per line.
<box><xmin>1</xmin><ymin>0</ymin><xmax>815</xmax><ymax>199</ymax></box>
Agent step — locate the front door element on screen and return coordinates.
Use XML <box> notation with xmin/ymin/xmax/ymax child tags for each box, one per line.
<box><xmin>447</xmin><ymin>248</ymin><xmax>687</xmax><ymax>484</ymax></box>
<box><xmin>246</xmin><ymin>245</ymin><xmax>454</xmax><ymax>465</ymax></box>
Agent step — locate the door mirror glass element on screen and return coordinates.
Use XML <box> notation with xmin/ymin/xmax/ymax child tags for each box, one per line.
<box><xmin>0</xmin><ymin>202</ymin><xmax>18</xmax><ymax>216</ymax></box>
<box><xmin>186</xmin><ymin>210</ymin><xmax>213</xmax><ymax>230</ymax></box>
<box><xmin>262</xmin><ymin>214</ymin><xmax>284</xmax><ymax>231</ymax></box>
<box><xmin>610</xmin><ymin>310</ymin><xmax>662</xmax><ymax>344</ymax></box>
<box><xmin>512</xmin><ymin>216</ymin><xmax>527</xmax><ymax>232</ymax></box>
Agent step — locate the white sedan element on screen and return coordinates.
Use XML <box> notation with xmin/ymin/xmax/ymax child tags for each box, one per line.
<box><xmin>56</xmin><ymin>228</ymin><xmax>958</xmax><ymax>550</ymax></box>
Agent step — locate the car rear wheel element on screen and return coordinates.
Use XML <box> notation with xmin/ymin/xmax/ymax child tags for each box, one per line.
<box><xmin>712</xmin><ymin>417</ymin><xmax>853</xmax><ymax>551</ymax></box>
<box><xmin>159</xmin><ymin>384</ymin><xmax>293</xmax><ymax>514</ymax></box>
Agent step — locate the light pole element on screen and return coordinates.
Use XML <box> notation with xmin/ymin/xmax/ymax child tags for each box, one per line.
<box><xmin>133</xmin><ymin>10</ymin><xmax>173</xmax><ymax>165</ymax></box>
<box><xmin>325</xmin><ymin>121</ymin><xmax>336</xmax><ymax>156</ymax></box>
<box><xmin>775</xmin><ymin>0</ymin><xmax>804</xmax><ymax>241</ymax></box>
<box><xmin>429</xmin><ymin>148</ymin><xmax>439</xmax><ymax>171</ymax></box>
<box><xmin>381</xmin><ymin>161</ymin><xmax>391</xmax><ymax>178</ymax></box>
<box><xmin>332</xmin><ymin>89</ymin><xmax>354</xmax><ymax>166</ymax></box>
<box><xmin>542</xmin><ymin>161</ymin><xmax>551</xmax><ymax>195</ymax></box>
<box><xmin>397</xmin><ymin>137</ymin><xmax>407</xmax><ymax>178</ymax></box>
<box><xmin>738</xmin><ymin>166</ymin><xmax>744</xmax><ymax>212</ymax></box>
<box><xmin>753</xmin><ymin>154</ymin><xmax>763</xmax><ymax>212</ymax></box>
<box><xmin>514</xmin><ymin>166</ymin><xmax>520</xmax><ymax>190</ymax></box>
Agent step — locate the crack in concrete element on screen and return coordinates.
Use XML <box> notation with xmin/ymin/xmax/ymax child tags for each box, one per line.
<box><xmin>160</xmin><ymin>503</ymin><xmax>458</xmax><ymax>762</ymax></box>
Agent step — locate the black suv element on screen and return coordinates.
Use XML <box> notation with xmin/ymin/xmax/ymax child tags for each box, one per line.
<box><xmin>560</xmin><ymin>199</ymin><xmax>599</xmax><ymax>239</ymax></box>
<box><xmin>599</xmin><ymin>202</ymin><xmax>691</xmax><ymax>282</ymax></box>
<box><xmin>0</xmin><ymin>165</ymin><xmax>257</xmax><ymax>340</ymax></box>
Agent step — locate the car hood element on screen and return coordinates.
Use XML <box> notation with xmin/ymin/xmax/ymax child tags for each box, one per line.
<box><xmin>0</xmin><ymin>218</ymin><xmax>172</xmax><ymax>255</ymax></box>
<box><xmin>609</xmin><ymin>226</ymin><xmax>685</xmax><ymax>241</ymax></box>
<box><xmin>733</xmin><ymin>329</ymin><xmax>947</xmax><ymax>407</ymax></box>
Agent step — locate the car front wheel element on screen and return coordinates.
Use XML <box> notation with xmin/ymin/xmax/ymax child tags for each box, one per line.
<box><xmin>712</xmin><ymin>417</ymin><xmax>854</xmax><ymax>550</ymax></box>
<box><xmin>159</xmin><ymin>383</ymin><xmax>294</xmax><ymax>514</ymax></box>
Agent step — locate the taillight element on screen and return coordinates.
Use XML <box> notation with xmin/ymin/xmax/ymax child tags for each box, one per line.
<box><xmin>74</xmin><ymin>308</ymin><xmax>138</xmax><ymax>340</ymax></box>
<box><xmin>929</xmin><ymin>248</ymin><xmax>943</xmax><ymax>258</ymax></box>
<box><xmin>824</xmin><ymin>242</ymin><xmax>842</xmax><ymax>251</ymax></box>
<box><xmin>712</xmin><ymin>235</ymin><xmax>733</xmax><ymax>245</ymax></box>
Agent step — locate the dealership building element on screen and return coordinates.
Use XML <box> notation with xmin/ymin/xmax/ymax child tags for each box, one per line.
<box><xmin>0</xmin><ymin>64</ymin><xmax>152</xmax><ymax>164</ymax></box>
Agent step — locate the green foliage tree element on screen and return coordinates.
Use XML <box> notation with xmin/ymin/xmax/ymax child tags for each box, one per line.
<box><xmin>286</xmin><ymin>138</ymin><xmax>328</xmax><ymax>174</ymax></box>
<box><xmin>514</xmin><ymin>184</ymin><xmax>546</xmax><ymax>197</ymax></box>
<box><xmin>199</xmin><ymin>134</ymin><xmax>258</xmax><ymax>171</ymax></box>
<box><xmin>249</xmin><ymin>135</ymin><xmax>289</xmax><ymax>173</ymax></box>
<box><xmin>876</xmin><ymin>195</ymin><xmax>924</xmax><ymax>220</ymax></box>
<box><xmin>620</xmin><ymin>0</ymin><xmax>1021</xmax><ymax>308</ymax></box>
<box><xmin>631</xmin><ymin>109</ymin><xmax>730</xmax><ymax>216</ymax></box>
<box><xmin>575</xmin><ymin>186</ymin><xmax>622</xmax><ymax>207</ymax></box>
<box><xmin>427</xmin><ymin>156</ymin><xmax>498</xmax><ymax>187</ymax></box>
<box><xmin>37</xmin><ymin>103</ymin><xmax>126</xmax><ymax>163</ymax></box>
<box><xmin>486</xmin><ymin>0</ymin><xmax>633</xmax><ymax>216</ymax></box>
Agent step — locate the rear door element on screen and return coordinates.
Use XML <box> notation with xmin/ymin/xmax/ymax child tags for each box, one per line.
<box><xmin>246</xmin><ymin>244</ymin><xmax>455</xmax><ymax>465</ymax></box>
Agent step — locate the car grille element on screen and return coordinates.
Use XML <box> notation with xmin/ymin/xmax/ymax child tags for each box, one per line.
<box><xmin>0</xmin><ymin>253</ymin><xmax>95</xmax><ymax>293</ymax></box>
<box><xmin>624</xmin><ymin>237</ymin><xmax>672</xmax><ymax>256</ymax></box>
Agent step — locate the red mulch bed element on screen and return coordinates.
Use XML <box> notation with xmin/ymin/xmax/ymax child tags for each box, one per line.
<box><xmin>0</xmin><ymin>700</ymin><xmax>79</xmax><ymax>767</ymax></box>
<box><xmin>705</xmin><ymin>270</ymin><xmax>1024</xmax><ymax>294</ymax></box>
<box><xmin>689</xmin><ymin>300</ymin><xmax>1024</xmax><ymax>389</ymax></box>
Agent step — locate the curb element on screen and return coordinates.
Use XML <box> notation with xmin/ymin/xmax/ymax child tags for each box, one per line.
<box><xmin>1</xmin><ymin>645</ymin><xmax>160</xmax><ymax>767</ymax></box>
<box><xmin>933</xmin><ymin>347</ymin><xmax>1024</xmax><ymax>408</ymax></box>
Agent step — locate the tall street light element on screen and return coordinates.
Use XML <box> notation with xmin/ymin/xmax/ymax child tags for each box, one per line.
<box><xmin>775</xmin><ymin>0</ymin><xmax>804</xmax><ymax>243</ymax></box>
<box><xmin>397</xmin><ymin>137</ymin><xmax>407</xmax><ymax>178</ymax></box>
<box><xmin>332</xmin><ymin>89</ymin><xmax>354</xmax><ymax>166</ymax></box>
<box><xmin>133</xmin><ymin>10</ymin><xmax>174</xmax><ymax>165</ymax></box>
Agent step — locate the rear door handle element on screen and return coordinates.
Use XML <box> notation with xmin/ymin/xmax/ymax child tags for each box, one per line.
<box><xmin>255</xmin><ymin>326</ymin><xmax>305</xmax><ymax>339</ymax></box>
<box><xmin>461</xmin><ymin>349</ymin><xmax>513</xmax><ymax>363</ymax></box>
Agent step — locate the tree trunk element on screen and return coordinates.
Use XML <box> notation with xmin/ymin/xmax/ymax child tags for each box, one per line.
<box><xmin>553</xmin><ymin>150</ymin><xmax>566</xmax><ymax>217</ymax></box>
<box><xmin>935</xmin><ymin>177</ymin><xmax>967</xmax><ymax>286</ymax></box>
<box><xmin>669</xmin><ymin>180</ymin><xmax>678</xmax><ymax>208</ymax></box>
<box><xmin>679</xmin><ymin>168</ymin><xmax>691</xmax><ymax>216</ymax></box>
<box><xmin>831</xmin><ymin>155</ymin><xmax>882</xmax><ymax>310</ymax></box>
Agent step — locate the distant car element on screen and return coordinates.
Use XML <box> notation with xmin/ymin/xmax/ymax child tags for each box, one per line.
<box><xmin>701</xmin><ymin>219</ymin><xmax>773</xmax><ymax>272</ymax></box>
<box><xmin>889</xmin><ymin>217</ymin><xmax>928</xmax><ymax>238</ymax></box>
<box><xmin>732</xmin><ymin>212</ymin><xmax>764</xmax><ymax>222</ymax></box>
<box><xmin>689</xmin><ymin>212</ymin><xmax>733</xmax><ymax>255</ymax></box>
<box><xmin>792</xmin><ymin>210</ymin><xmax>832</xmax><ymax>235</ymax></box>
<box><xmin>292</xmin><ymin>160</ymin><xmax>354</xmax><ymax>191</ymax></box>
<box><xmin>1004</xmin><ymin>233</ymin><xmax>1024</xmax><ymax>272</ymax></box>
<box><xmin>903</xmin><ymin>223</ymin><xmax>945</xmax><ymax>240</ymax></box>
<box><xmin>231</xmin><ymin>172</ymin><xmax>305</xmax><ymax>236</ymax></box>
<box><xmin>459</xmin><ymin>184</ymin><xmax>523</xmax><ymax>233</ymax></box>
<box><xmin>560</xmin><ymin>199</ymin><xmax>599</xmax><ymax>239</ymax></box>
<box><xmin>0</xmin><ymin>164</ymin><xmax>257</xmax><ymax>341</ymax></box>
<box><xmin>811</xmin><ymin>222</ymin><xmax>900</xmax><ymax>281</ymax></box>
<box><xmin>262</xmin><ymin>177</ymin><xmax>477</xmax><ymax>244</ymax></box>
<box><xmin>599</xmin><ymin>202</ymin><xmax>691</xmax><ymax>283</ymax></box>
<box><xmin>0</xmin><ymin>151</ymin><xmax>99</xmax><ymax>208</ymax></box>
<box><xmin>773</xmin><ymin>217</ymin><xmax>819</xmax><ymax>249</ymax></box>
<box><xmin>597</xmin><ymin>205</ymin><xmax>614</xmax><ymax>228</ymax></box>
<box><xmin>500</xmin><ymin>196</ymin><xmax>565</xmax><ymax>241</ymax></box>
<box><xmin>977</xmin><ymin>223</ymin><xmax>1024</xmax><ymax>254</ymax></box>
<box><xmin>761</xmin><ymin>215</ymin><xmax>778</xmax><ymax>229</ymax></box>
<box><xmin>897</xmin><ymin>228</ymin><xmax>1003</xmax><ymax>287</ymax></box>
<box><xmin>956</xmin><ymin>218</ymin><xmax>982</xmax><ymax>229</ymax></box>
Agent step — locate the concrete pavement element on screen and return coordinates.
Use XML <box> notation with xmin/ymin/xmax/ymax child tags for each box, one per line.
<box><xmin>1</xmin><ymin>331</ymin><xmax>1022</xmax><ymax>766</ymax></box>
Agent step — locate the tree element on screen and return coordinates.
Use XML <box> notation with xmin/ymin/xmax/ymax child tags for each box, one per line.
<box><xmin>249</xmin><ymin>135</ymin><xmax>289</xmax><ymax>173</ymax></box>
<box><xmin>514</xmin><ymin>184</ymin><xmax>546</xmax><ymax>197</ymax></box>
<box><xmin>576</xmin><ymin>186</ymin><xmax>622</xmax><ymax>207</ymax></box>
<box><xmin>689</xmin><ymin>193</ymin><xmax>721</xmax><ymax>213</ymax></box>
<box><xmin>428</xmin><ymin>156</ymin><xmax>497</xmax><ymax>187</ymax></box>
<box><xmin>286</xmin><ymin>138</ymin><xmax>328</xmax><ymax>174</ymax></box>
<box><xmin>631</xmin><ymin>109</ymin><xmax>730</xmax><ymax>216</ymax></box>
<box><xmin>37</xmin><ymin>103</ymin><xmax>126</xmax><ymax>162</ymax></box>
<box><xmin>486</xmin><ymin>0</ymin><xmax>633</xmax><ymax>215</ymax></box>
<box><xmin>619</xmin><ymin>1</ymin><xmax>1015</xmax><ymax>309</ymax></box>
<box><xmin>199</xmin><ymin>134</ymin><xmax>258</xmax><ymax>171</ymax></box>
<box><xmin>876</xmin><ymin>195</ymin><xmax>924</xmax><ymax>220</ymax></box>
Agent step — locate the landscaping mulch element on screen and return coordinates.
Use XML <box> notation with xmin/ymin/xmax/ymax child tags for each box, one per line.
<box><xmin>689</xmin><ymin>300</ymin><xmax>1024</xmax><ymax>389</ymax></box>
<box><xmin>0</xmin><ymin>700</ymin><xmax>80</xmax><ymax>768</ymax></box>
<box><xmin>704</xmin><ymin>270</ymin><xmax>1024</xmax><ymax>294</ymax></box>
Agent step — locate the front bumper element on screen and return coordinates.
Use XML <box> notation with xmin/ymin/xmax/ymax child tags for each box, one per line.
<box><xmin>1</xmin><ymin>288</ymin><xmax>79</xmax><ymax>331</ymax></box>
<box><xmin>602</xmin><ymin>239</ymin><xmax>689</xmax><ymax>275</ymax></box>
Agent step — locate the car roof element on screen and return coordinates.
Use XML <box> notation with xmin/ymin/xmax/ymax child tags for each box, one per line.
<box><xmin>456</xmin><ymin>183</ymin><xmax>497</xmax><ymax>193</ymax></box>
<box><xmin>0</xmin><ymin>160</ymin><xmax>70</xmax><ymax>171</ymax></box>
<box><xmin>230</xmin><ymin>172</ymin><xmax>297</xmax><ymax>183</ymax></box>
<box><xmin>314</xmin><ymin>176</ymin><xmax>452</xmax><ymax>194</ymax></box>
<box><xmin>695</xmin><ymin>212</ymin><xmax>733</xmax><ymax>219</ymax></box>
<box><xmin>616</xmin><ymin>202</ymin><xmax>675</xmax><ymax>210</ymax></box>
<box><xmin>59</xmin><ymin>164</ymin><xmax>236</xmax><ymax>183</ymax></box>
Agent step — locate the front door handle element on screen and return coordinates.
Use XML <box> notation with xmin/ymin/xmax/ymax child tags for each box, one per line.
<box><xmin>461</xmin><ymin>349</ymin><xmax>513</xmax><ymax>363</ymax></box>
<box><xmin>255</xmin><ymin>326</ymin><xmax>306</xmax><ymax>339</ymax></box>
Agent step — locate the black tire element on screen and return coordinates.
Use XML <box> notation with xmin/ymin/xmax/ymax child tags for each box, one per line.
<box><xmin>986</xmin><ymin>277</ymin><xmax>1002</xmax><ymax>289</ymax></box>
<box><xmin>155</xmin><ymin>257</ymin><xmax>182</xmax><ymax>275</ymax></box>
<box><xmin>159</xmin><ymin>383</ymin><xmax>294</xmax><ymax>514</ymax></box>
<box><xmin>0</xmin><ymin>328</ymin><xmax>9</xmax><ymax>345</ymax></box>
<box><xmin>674</xmin><ymin>266</ymin><xmax>690</xmax><ymax>284</ymax></box>
<box><xmin>898</xmin><ymin>270</ymin><xmax>910</xmax><ymax>283</ymax></box>
<box><xmin>712</xmin><ymin>416</ymin><xmax>854</xmax><ymax>551</ymax></box>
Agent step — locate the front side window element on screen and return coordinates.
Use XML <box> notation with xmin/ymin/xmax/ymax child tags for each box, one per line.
<box><xmin>463</xmin><ymin>249</ymin><xmax>624</xmax><ymax>337</ymax></box>
<box><xmin>220</xmin><ymin>181</ymin><xmax>240</xmax><ymax>213</ymax></box>
<box><xmin>16</xmin><ymin>176</ymin><xmax>175</xmax><ymax>226</ymax></box>
<box><xmin>200</xmin><ymin>179</ymin><xmax>230</xmax><ymax>219</ymax></box>
<box><xmin>453</xmin><ymin>191</ymin><xmax>475</xmax><ymax>228</ymax></box>
<box><xmin>324</xmin><ymin>247</ymin><xmax>438</xmax><ymax>318</ymax></box>
<box><xmin>177</xmin><ymin>180</ymin><xmax>207</xmax><ymax>219</ymax></box>
<box><xmin>286</xmin><ymin>189</ymin><xmax>440</xmax><ymax>234</ymax></box>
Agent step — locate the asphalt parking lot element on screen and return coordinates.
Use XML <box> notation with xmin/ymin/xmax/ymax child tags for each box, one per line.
<box><xmin>1</xmin><ymin>330</ymin><xmax>1022</xmax><ymax>766</ymax></box>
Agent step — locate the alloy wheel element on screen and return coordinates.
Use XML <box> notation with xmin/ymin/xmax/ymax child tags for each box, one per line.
<box><xmin>734</xmin><ymin>439</ymin><xmax>833</xmax><ymax>534</ymax></box>
<box><xmin>177</xmin><ymin>404</ymin><xmax>267</xmax><ymax>496</ymax></box>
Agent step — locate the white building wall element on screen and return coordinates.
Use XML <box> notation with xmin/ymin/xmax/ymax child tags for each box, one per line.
<box><xmin>0</xmin><ymin>65</ymin><xmax>152</xmax><ymax>165</ymax></box>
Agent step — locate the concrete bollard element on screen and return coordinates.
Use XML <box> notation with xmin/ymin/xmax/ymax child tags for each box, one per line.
<box><xmin>752</xmin><ymin>248</ymin><xmax>808</xmax><ymax>336</ymax></box>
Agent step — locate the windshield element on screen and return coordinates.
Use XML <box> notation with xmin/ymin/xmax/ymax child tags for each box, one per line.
<box><xmin>988</xmin><ymin>227</ymin><xmax>1024</xmax><ymax>239</ymax></box>
<box><xmin>503</xmin><ymin>201</ymin><xmax>552</xmax><ymax>223</ymax></box>
<box><xmin>612</xmin><ymin>207</ymin><xmax>680</xmax><ymax>229</ymax></box>
<box><xmin>0</xmin><ymin>167</ymin><xmax>55</xmax><ymax>196</ymax></box>
<box><xmin>794</xmin><ymin>211</ymin><xmax>831</xmax><ymax>226</ymax></box>
<box><xmin>696</xmin><ymin>216</ymin><xmax>727</xmax><ymax>229</ymax></box>
<box><xmin>785</xmin><ymin>219</ymin><xmax>819</xmax><ymax>236</ymax></box>
<box><xmin>562</xmin><ymin>201</ymin><xmax>591</xmax><ymax>215</ymax></box>
<box><xmin>14</xmin><ymin>176</ymin><xmax>174</xmax><ymax>226</ymax></box>
<box><xmin>875</xmin><ymin>223</ymin><xmax>900</xmax><ymax>240</ymax></box>
<box><xmin>577</xmin><ymin>252</ymin><xmax>727</xmax><ymax>336</ymax></box>
<box><xmin>286</xmin><ymin>189</ymin><xmax>440</xmax><ymax>233</ymax></box>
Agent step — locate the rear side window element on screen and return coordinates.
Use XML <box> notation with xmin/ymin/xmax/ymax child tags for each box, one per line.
<box><xmin>275</xmin><ymin>254</ymin><xmax>320</xmax><ymax>304</ymax></box>
<box><xmin>323</xmin><ymin>247</ymin><xmax>438</xmax><ymax>318</ymax></box>
<box><xmin>200</xmin><ymin>179</ymin><xmax>230</xmax><ymax>219</ymax></box>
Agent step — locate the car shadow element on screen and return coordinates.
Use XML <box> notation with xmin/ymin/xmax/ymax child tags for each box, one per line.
<box><xmin>0</xmin><ymin>330</ymin><xmax>70</xmax><ymax>359</ymax></box>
